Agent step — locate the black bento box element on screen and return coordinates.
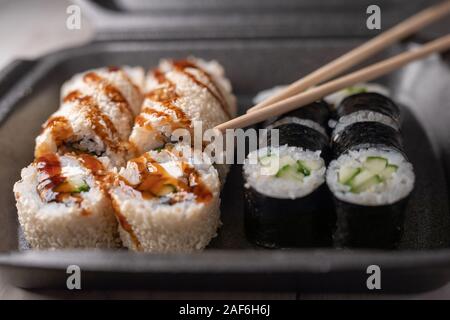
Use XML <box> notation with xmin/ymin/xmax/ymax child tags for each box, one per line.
<box><xmin>0</xmin><ymin>0</ymin><xmax>450</xmax><ymax>292</ymax></box>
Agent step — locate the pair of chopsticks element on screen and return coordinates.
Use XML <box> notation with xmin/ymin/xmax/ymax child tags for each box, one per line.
<box><xmin>215</xmin><ymin>1</ymin><xmax>450</xmax><ymax>131</ymax></box>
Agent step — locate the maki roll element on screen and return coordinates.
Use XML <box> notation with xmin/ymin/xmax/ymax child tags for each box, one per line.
<box><xmin>264</xmin><ymin>100</ymin><xmax>331</xmax><ymax>136</ymax></box>
<box><xmin>13</xmin><ymin>153</ymin><xmax>121</xmax><ymax>249</ymax></box>
<box><xmin>324</xmin><ymin>82</ymin><xmax>390</xmax><ymax>108</ymax></box>
<box><xmin>335</xmin><ymin>92</ymin><xmax>400</xmax><ymax>121</ymax></box>
<box><xmin>329</xmin><ymin>87</ymin><xmax>400</xmax><ymax>140</ymax></box>
<box><xmin>129</xmin><ymin>57</ymin><xmax>237</xmax><ymax>155</ymax></box>
<box><xmin>265</xmin><ymin>107</ymin><xmax>331</xmax><ymax>161</ymax></box>
<box><xmin>327</xmin><ymin>121</ymin><xmax>415</xmax><ymax>249</ymax></box>
<box><xmin>332</xmin><ymin>121</ymin><xmax>403</xmax><ymax>157</ymax></box>
<box><xmin>109</xmin><ymin>144</ymin><xmax>221</xmax><ymax>253</ymax></box>
<box><xmin>243</xmin><ymin>102</ymin><xmax>334</xmax><ymax>248</ymax></box>
<box><xmin>35</xmin><ymin>67</ymin><xmax>145</xmax><ymax>167</ymax></box>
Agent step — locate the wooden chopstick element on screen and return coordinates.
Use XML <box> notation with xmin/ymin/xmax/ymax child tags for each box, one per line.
<box><xmin>216</xmin><ymin>34</ymin><xmax>450</xmax><ymax>131</ymax></box>
<box><xmin>246</xmin><ymin>0</ymin><xmax>450</xmax><ymax>113</ymax></box>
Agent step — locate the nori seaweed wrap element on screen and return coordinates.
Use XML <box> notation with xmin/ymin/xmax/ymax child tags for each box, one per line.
<box><xmin>267</xmin><ymin>122</ymin><xmax>331</xmax><ymax>163</ymax></box>
<box><xmin>327</xmin><ymin>122</ymin><xmax>414</xmax><ymax>250</ymax></box>
<box><xmin>332</xmin><ymin>197</ymin><xmax>408</xmax><ymax>249</ymax></box>
<box><xmin>244</xmin><ymin>181</ymin><xmax>334</xmax><ymax>248</ymax></box>
<box><xmin>332</xmin><ymin>121</ymin><xmax>404</xmax><ymax>157</ymax></box>
<box><xmin>243</xmin><ymin>109</ymin><xmax>334</xmax><ymax>248</ymax></box>
<box><xmin>336</xmin><ymin>92</ymin><xmax>400</xmax><ymax>123</ymax></box>
<box><xmin>264</xmin><ymin>100</ymin><xmax>331</xmax><ymax>129</ymax></box>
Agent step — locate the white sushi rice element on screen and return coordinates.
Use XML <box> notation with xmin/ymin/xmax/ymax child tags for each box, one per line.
<box><xmin>109</xmin><ymin>144</ymin><xmax>221</xmax><ymax>253</ymax></box>
<box><xmin>35</xmin><ymin>100</ymin><xmax>129</xmax><ymax>167</ymax></box>
<box><xmin>18</xmin><ymin>59</ymin><xmax>237</xmax><ymax>252</ymax></box>
<box><xmin>60</xmin><ymin>68</ymin><xmax>144</xmax><ymax>141</ymax></box>
<box><xmin>266</xmin><ymin>117</ymin><xmax>328</xmax><ymax>138</ymax></box>
<box><xmin>129</xmin><ymin>58</ymin><xmax>236</xmax><ymax>155</ymax></box>
<box><xmin>244</xmin><ymin>145</ymin><xmax>326</xmax><ymax>199</ymax></box>
<box><xmin>331</xmin><ymin>110</ymin><xmax>400</xmax><ymax>139</ymax></box>
<box><xmin>61</xmin><ymin>66</ymin><xmax>145</xmax><ymax>116</ymax></box>
<box><xmin>325</xmin><ymin>82</ymin><xmax>390</xmax><ymax>108</ymax></box>
<box><xmin>13</xmin><ymin>154</ymin><xmax>121</xmax><ymax>249</ymax></box>
<box><xmin>160</xmin><ymin>57</ymin><xmax>238</xmax><ymax>118</ymax></box>
<box><xmin>36</xmin><ymin>67</ymin><xmax>145</xmax><ymax>167</ymax></box>
<box><xmin>326</xmin><ymin>148</ymin><xmax>415</xmax><ymax>206</ymax></box>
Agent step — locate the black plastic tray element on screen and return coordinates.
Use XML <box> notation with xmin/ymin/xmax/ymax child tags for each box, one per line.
<box><xmin>0</xmin><ymin>39</ymin><xmax>449</xmax><ymax>292</ymax></box>
<box><xmin>75</xmin><ymin>0</ymin><xmax>444</xmax><ymax>41</ymax></box>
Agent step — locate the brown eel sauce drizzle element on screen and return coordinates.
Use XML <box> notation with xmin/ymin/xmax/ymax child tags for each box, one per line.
<box><xmin>35</xmin><ymin>152</ymin><xmax>141</xmax><ymax>247</ymax></box>
<box><xmin>77</xmin><ymin>153</ymin><xmax>142</xmax><ymax>249</ymax></box>
<box><xmin>36</xmin><ymin>153</ymin><xmax>97</xmax><ymax>217</ymax></box>
<box><xmin>128</xmin><ymin>152</ymin><xmax>212</xmax><ymax>204</ymax></box>
<box><xmin>35</xmin><ymin>153</ymin><xmax>87</xmax><ymax>219</ymax></box>
<box><xmin>35</xmin><ymin>153</ymin><xmax>68</xmax><ymax>203</ymax></box>
<box><xmin>35</xmin><ymin>116</ymin><xmax>74</xmax><ymax>157</ymax></box>
<box><xmin>63</xmin><ymin>90</ymin><xmax>123</xmax><ymax>153</ymax></box>
<box><xmin>172</xmin><ymin>59</ymin><xmax>231</xmax><ymax>118</ymax></box>
<box><xmin>83</xmin><ymin>71</ymin><xmax>134</xmax><ymax>122</ymax></box>
<box><xmin>137</xmin><ymin>69</ymin><xmax>191</xmax><ymax>137</ymax></box>
<box><xmin>136</xmin><ymin>59</ymin><xmax>231</xmax><ymax>138</ymax></box>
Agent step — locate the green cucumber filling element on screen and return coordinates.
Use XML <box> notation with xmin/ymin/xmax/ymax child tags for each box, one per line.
<box><xmin>259</xmin><ymin>154</ymin><xmax>321</xmax><ymax>182</ymax></box>
<box><xmin>338</xmin><ymin>156</ymin><xmax>398</xmax><ymax>193</ymax></box>
<box><xmin>345</xmin><ymin>86</ymin><xmax>367</xmax><ymax>95</ymax></box>
<box><xmin>74</xmin><ymin>183</ymin><xmax>90</xmax><ymax>193</ymax></box>
<box><xmin>54</xmin><ymin>177</ymin><xmax>90</xmax><ymax>194</ymax></box>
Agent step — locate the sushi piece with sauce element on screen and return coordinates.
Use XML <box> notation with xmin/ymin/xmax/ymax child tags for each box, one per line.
<box><xmin>327</xmin><ymin>121</ymin><xmax>415</xmax><ymax>249</ymax></box>
<box><xmin>129</xmin><ymin>58</ymin><xmax>237</xmax><ymax>155</ymax></box>
<box><xmin>109</xmin><ymin>144</ymin><xmax>221</xmax><ymax>253</ymax></box>
<box><xmin>35</xmin><ymin>67</ymin><xmax>145</xmax><ymax>167</ymax></box>
<box><xmin>243</xmin><ymin>101</ymin><xmax>334</xmax><ymax>248</ymax></box>
<box><xmin>13</xmin><ymin>153</ymin><xmax>121</xmax><ymax>249</ymax></box>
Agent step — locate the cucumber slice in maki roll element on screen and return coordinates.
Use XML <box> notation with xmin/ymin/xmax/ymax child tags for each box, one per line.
<box><xmin>327</xmin><ymin>121</ymin><xmax>415</xmax><ymax>249</ymax></box>
<box><xmin>244</xmin><ymin>146</ymin><xmax>333</xmax><ymax>248</ymax></box>
<box><xmin>244</xmin><ymin>101</ymin><xmax>335</xmax><ymax>248</ymax></box>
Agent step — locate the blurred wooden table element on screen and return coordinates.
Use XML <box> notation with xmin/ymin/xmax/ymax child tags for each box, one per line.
<box><xmin>1</xmin><ymin>0</ymin><xmax>449</xmax><ymax>300</ymax></box>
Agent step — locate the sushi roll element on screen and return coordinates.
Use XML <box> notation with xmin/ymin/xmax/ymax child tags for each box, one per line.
<box><xmin>335</xmin><ymin>92</ymin><xmax>400</xmax><ymax>121</ymax></box>
<box><xmin>330</xmin><ymin>89</ymin><xmax>400</xmax><ymax>140</ymax></box>
<box><xmin>265</xmin><ymin>100</ymin><xmax>331</xmax><ymax>140</ymax></box>
<box><xmin>327</xmin><ymin>121</ymin><xmax>415</xmax><ymax>249</ymax></box>
<box><xmin>264</xmin><ymin>100</ymin><xmax>330</xmax><ymax>136</ymax></box>
<box><xmin>324</xmin><ymin>82</ymin><xmax>390</xmax><ymax>108</ymax></box>
<box><xmin>129</xmin><ymin>57</ymin><xmax>237</xmax><ymax>155</ymax></box>
<box><xmin>13</xmin><ymin>153</ymin><xmax>121</xmax><ymax>249</ymax></box>
<box><xmin>243</xmin><ymin>102</ymin><xmax>334</xmax><ymax>248</ymax></box>
<box><xmin>109</xmin><ymin>144</ymin><xmax>221</xmax><ymax>253</ymax></box>
<box><xmin>332</xmin><ymin>121</ymin><xmax>403</xmax><ymax>157</ymax></box>
<box><xmin>35</xmin><ymin>67</ymin><xmax>145</xmax><ymax>167</ymax></box>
